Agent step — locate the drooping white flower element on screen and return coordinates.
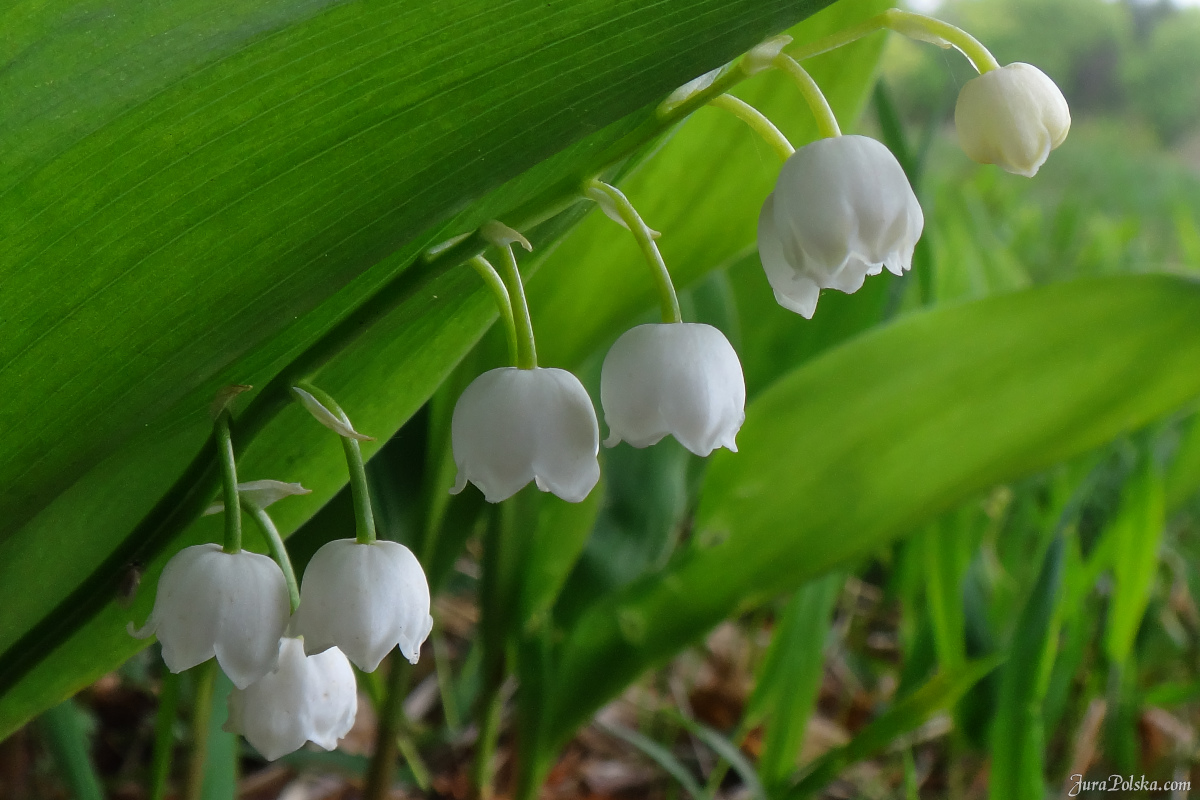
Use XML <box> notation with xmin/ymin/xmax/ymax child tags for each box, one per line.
<box><xmin>450</xmin><ymin>367</ymin><xmax>600</xmax><ymax>503</ymax></box>
<box><xmin>757</xmin><ymin>135</ymin><xmax>923</xmax><ymax>319</ymax></box>
<box><xmin>224</xmin><ymin>637</ymin><xmax>357</xmax><ymax>761</ymax></box>
<box><xmin>955</xmin><ymin>62</ymin><xmax>1070</xmax><ymax>177</ymax></box>
<box><xmin>292</xmin><ymin>539</ymin><xmax>432</xmax><ymax>672</ymax></box>
<box><xmin>128</xmin><ymin>544</ymin><xmax>290</xmax><ymax>689</ymax></box>
<box><xmin>601</xmin><ymin>323</ymin><xmax>745</xmax><ymax>456</ymax></box>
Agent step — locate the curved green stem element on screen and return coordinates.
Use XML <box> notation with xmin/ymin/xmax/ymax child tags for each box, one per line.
<box><xmin>708</xmin><ymin>94</ymin><xmax>794</xmax><ymax>160</ymax></box>
<box><xmin>787</xmin><ymin>8</ymin><xmax>999</xmax><ymax>74</ymax></box>
<box><xmin>584</xmin><ymin>179</ymin><xmax>682</xmax><ymax>324</ymax></box>
<box><xmin>294</xmin><ymin>383</ymin><xmax>376</xmax><ymax>544</ymax></box>
<box><xmin>469</xmin><ymin>255</ymin><xmax>519</xmax><ymax>367</ymax></box>
<box><xmin>242</xmin><ymin>500</ymin><xmax>299</xmax><ymax>612</ymax></box>
<box><xmin>772</xmin><ymin>54</ymin><xmax>841</xmax><ymax>139</ymax></box>
<box><xmin>214</xmin><ymin>413</ymin><xmax>241</xmax><ymax>554</ymax></box>
<box><xmin>494</xmin><ymin>245</ymin><xmax>538</xmax><ymax>369</ymax></box>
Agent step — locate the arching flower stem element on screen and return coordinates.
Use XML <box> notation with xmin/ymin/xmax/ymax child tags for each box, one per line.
<box><xmin>294</xmin><ymin>383</ymin><xmax>377</xmax><ymax>545</ymax></box>
<box><xmin>772</xmin><ymin>54</ymin><xmax>841</xmax><ymax>139</ymax></box>
<box><xmin>241</xmin><ymin>499</ymin><xmax>300</xmax><ymax>613</ymax></box>
<box><xmin>480</xmin><ymin>222</ymin><xmax>539</xmax><ymax>370</ymax></box>
<box><xmin>788</xmin><ymin>8</ymin><xmax>999</xmax><ymax>75</ymax></box>
<box><xmin>468</xmin><ymin>255</ymin><xmax>519</xmax><ymax>367</ymax></box>
<box><xmin>214</xmin><ymin>412</ymin><xmax>242</xmax><ymax>554</ymax></box>
<box><xmin>584</xmin><ymin>179</ymin><xmax>682</xmax><ymax>324</ymax></box>
<box><xmin>493</xmin><ymin>243</ymin><xmax>538</xmax><ymax>370</ymax></box>
<box><xmin>708</xmin><ymin>94</ymin><xmax>795</xmax><ymax>161</ymax></box>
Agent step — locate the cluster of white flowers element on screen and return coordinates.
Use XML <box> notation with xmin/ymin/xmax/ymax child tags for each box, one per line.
<box><xmin>133</xmin><ymin>534</ymin><xmax>432</xmax><ymax>761</ymax></box>
<box><xmin>129</xmin><ymin>14</ymin><xmax>1068</xmax><ymax>770</ymax></box>
<box><xmin>134</xmin><ymin>391</ymin><xmax>433</xmax><ymax>763</ymax></box>
<box><xmin>450</xmin><ymin>201</ymin><xmax>747</xmax><ymax>505</ymax></box>
<box><xmin>449</xmin><ymin>319</ymin><xmax>747</xmax><ymax>505</ymax></box>
<box><xmin>449</xmin><ymin>38</ymin><xmax>1069</xmax><ymax>501</ymax></box>
<box><xmin>756</xmin><ymin>61</ymin><xmax>1067</xmax><ymax>318</ymax></box>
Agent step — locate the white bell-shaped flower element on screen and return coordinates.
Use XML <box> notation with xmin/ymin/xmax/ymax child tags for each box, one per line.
<box><xmin>292</xmin><ymin>539</ymin><xmax>432</xmax><ymax>672</ymax></box>
<box><xmin>224</xmin><ymin>637</ymin><xmax>357</xmax><ymax>761</ymax></box>
<box><xmin>129</xmin><ymin>544</ymin><xmax>290</xmax><ymax>689</ymax></box>
<box><xmin>955</xmin><ymin>62</ymin><xmax>1070</xmax><ymax>177</ymax></box>
<box><xmin>756</xmin><ymin>135</ymin><xmax>923</xmax><ymax>319</ymax></box>
<box><xmin>450</xmin><ymin>367</ymin><xmax>600</xmax><ymax>503</ymax></box>
<box><xmin>600</xmin><ymin>323</ymin><xmax>745</xmax><ymax>456</ymax></box>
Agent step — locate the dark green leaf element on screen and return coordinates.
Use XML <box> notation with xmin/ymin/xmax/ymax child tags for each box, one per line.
<box><xmin>0</xmin><ymin>0</ymin><xmax>846</xmax><ymax>735</ymax></box>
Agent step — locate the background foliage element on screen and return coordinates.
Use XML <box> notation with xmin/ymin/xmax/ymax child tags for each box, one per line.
<box><xmin>4</xmin><ymin>0</ymin><xmax>1200</xmax><ymax>797</ymax></box>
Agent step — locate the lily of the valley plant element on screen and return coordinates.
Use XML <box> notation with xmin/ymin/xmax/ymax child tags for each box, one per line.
<box><xmin>124</xmin><ymin>4</ymin><xmax>1069</xmax><ymax>791</ymax></box>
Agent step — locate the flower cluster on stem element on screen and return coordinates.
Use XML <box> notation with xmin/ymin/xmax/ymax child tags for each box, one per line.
<box><xmin>131</xmin><ymin>386</ymin><xmax>433</xmax><ymax>761</ymax></box>
<box><xmin>118</xmin><ymin>5</ymin><xmax>1069</xmax><ymax>781</ymax></box>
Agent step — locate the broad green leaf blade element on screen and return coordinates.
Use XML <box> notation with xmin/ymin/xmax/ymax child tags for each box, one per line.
<box><xmin>0</xmin><ymin>0</ymin><xmax>834</xmax><ymax>536</ymax></box>
<box><xmin>787</xmin><ymin>657</ymin><xmax>1002</xmax><ymax>799</ymax></box>
<box><xmin>989</xmin><ymin>536</ymin><xmax>1065</xmax><ymax>800</ymax></box>
<box><xmin>0</xmin><ymin>0</ymin><xmax>845</xmax><ymax>736</ymax></box>
<box><xmin>546</xmin><ymin>274</ymin><xmax>1200</xmax><ymax>747</ymax></box>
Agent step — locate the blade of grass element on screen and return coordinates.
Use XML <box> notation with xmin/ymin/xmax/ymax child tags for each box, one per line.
<box><xmin>746</xmin><ymin>575</ymin><xmax>842</xmax><ymax>792</ymax></box>
<box><xmin>989</xmin><ymin>535</ymin><xmax>1067</xmax><ymax>800</ymax></box>
<box><xmin>671</xmin><ymin>713</ymin><xmax>766</xmax><ymax>800</ymax></box>
<box><xmin>149</xmin><ymin>671</ymin><xmax>181</xmax><ymax>800</ymax></box>
<box><xmin>786</xmin><ymin>657</ymin><xmax>1003</xmax><ymax>799</ymax></box>
<box><xmin>597</xmin><ymin>719</ymin><xmax>711</xmax><ymax>800</ymax></box>
<box><xmin>37</xmin><ymin>699</ymin><xmax>103</xmax><ymax>800</ymax></box>
<box><xmin>1104</xmin><ymin>456</ymin><xmax>1165</xmax><ymax>666</ymax></box>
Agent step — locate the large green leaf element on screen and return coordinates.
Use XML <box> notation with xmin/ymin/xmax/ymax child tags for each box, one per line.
<box><xmin>0</xmin><ymin>0</ymin><xmax>850</xmax><ymax>737</ymax></box>
<box><xmin>545</xmin><ymin>274</ymin><xmax>1200</xmax><ymax>746</ymax></box>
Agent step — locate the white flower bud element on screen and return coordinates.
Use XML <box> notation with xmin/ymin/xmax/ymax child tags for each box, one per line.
<box><xmin>450</xmin><ymin>367</ymin><xmax>600</xmax><ymax>503</ymax></box>
<box><xmin>955</xmin><ymin>62</ymin><xmax>1070</xmax><ymax>177</ymax></box>
<box><xmin>756</xmin><ymin>135</ymin><xmax>923</xmax><ymax>319</ymax></box>
<box><xmin>600</xmin><ymin>323</ymin><xmax>745</xmax><ymax>456</ymax></box>
<box><xmin>128</xmin><ymin>544</ymin><xmax>290</xmax><ymax>689</ymax></box>
<box><xmin>292</xmin><ymin>539</ymin><xmax>432</xmax><ymax>672</ymax></box>
<box><xmin>224</xmin><ymin>638</ymin><xmax>357</xmax><ymax>761</ymax></box>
